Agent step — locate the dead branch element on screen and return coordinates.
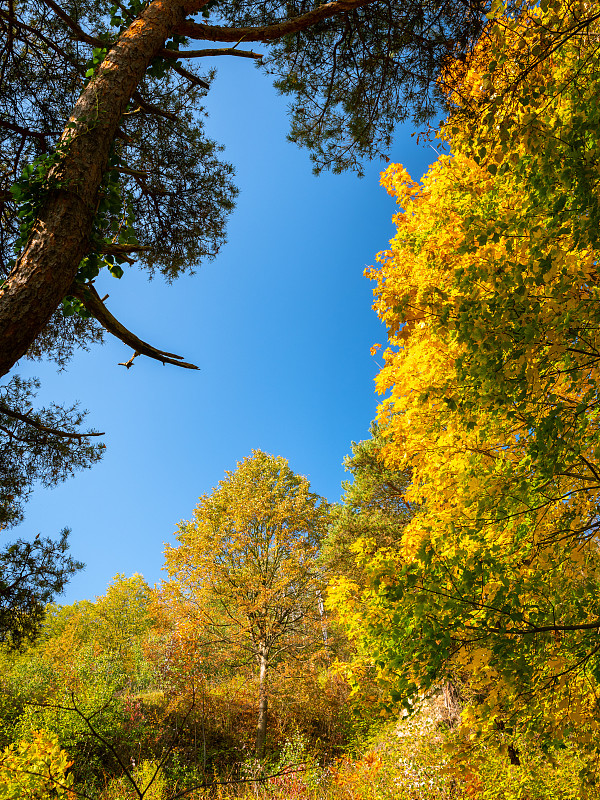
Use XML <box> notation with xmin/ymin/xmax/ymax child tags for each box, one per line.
<box><xmin>176</xmin><ymin>0</ymin><xmax>375</xmax><ymax>42</ymax></box>
<box><xmin>69</xmin><ymin>282</ymin><xmax>199</xmax><ymax>370</ymax></box>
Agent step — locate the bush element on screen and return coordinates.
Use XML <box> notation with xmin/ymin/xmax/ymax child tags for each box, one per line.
<box><xmin>0</xmin><ymin>729</ymin><xmax>74</xmax><ymax>799</ymax></box>
<box><xmin>98</xmin><ymin>759</ymin><xmax>168</xmax><ymax>800</ymax></box>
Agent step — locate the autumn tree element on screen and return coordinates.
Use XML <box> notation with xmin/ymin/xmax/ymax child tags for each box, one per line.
<box><xmin>1</xmin><ymin>0</ymin><xmax>547</xmax><ymax>384</ymax></box>
<box><xmin>325</xmin><ymin>424</ymin><xmax>413</xmax><ymax>583</ymax></box>
<box><xmin>323</xmin><ymin>427</ymin><xmax>413</xmax><ymax>709</ymax></box>
<box><xmin>0</xmin><ymin>573</ymin><xmax>158</xmax><ymax>787</ymax></box>
<box><xmin>161</xmin><ymin>450</ymin><xmax>330</xmax><ymax>758</ymax></box>
<box><xmin>6</xmin><ymin>0</ymin><xmax>598</xmax><ymax>384</ymax></box>
<box><xmin>330</xmin><ymin>0</ymin><xmax>600</xmax><ymax>753</ymax></box>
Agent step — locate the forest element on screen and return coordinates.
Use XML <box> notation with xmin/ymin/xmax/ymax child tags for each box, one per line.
<box><xmin>2</xmin><ymin>0</ymin><xmax>600</xmax><ymax>796</ymax></box>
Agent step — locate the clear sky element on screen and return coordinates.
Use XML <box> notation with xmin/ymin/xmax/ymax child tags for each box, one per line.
<box><xmin>9</xmin><ymin>54</ymin><xmax>437</xmax><ymax>605</ymax></box>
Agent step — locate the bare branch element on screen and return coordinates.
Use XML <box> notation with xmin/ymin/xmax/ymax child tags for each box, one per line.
<box><xmin>0</xmin><ymin>403</ymin><xmax>104</xmax><ymax>439</ymax></box>
<box><xmin>176</xmin><ymin>0</ymin><xmax>376</xmax><ymax>43</ymax></box>
<box><xmin>168</xmin><ymin>61</ymin><xmax>210</xmax><ymax>89</ymax></box>
<box><xmin>69</xmin><ymin>692</ymin><xmax>144</xmax><ymax>800</ymax></box>
<box><xmin>118</xmin><ymin>351</ymin><xmax>140</xmax><ymax>369</ymax></box>
<box><xmin>40</xmin><ymin>0</ymin><xmax>108</xmax><ymax>48</ymax></box>
<box><xmin>160</xmin><ymin>47</ymin><xmax>263</xmax><ymax>60</ymax></box>
<box><xmin>69</xmin><ymin>282</ymin><xmax>199</xmax><ymax>370</ymax></box>
<box><xmin>131</xmin><ymin>92</ymin><xmax>178</xmax><ymax>121</ymax></box>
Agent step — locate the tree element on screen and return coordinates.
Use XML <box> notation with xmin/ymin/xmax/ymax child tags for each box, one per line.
<box><xmin>0</xmin><ymin>372</ymin><xmax>96</xmax><ymax>644</ymax></box>
<box><xmin>324</xmin><ymin>426</ymin><xmax>414</xmax><ymax>707</ymax></box>
<box><xmin>0</xmin><ymin>376</ymin><xmax>105</xmax><ymax>530</ymax></box>
<box><xmin>0</xmin><ymin>573</ymin><xmax>158</xmax><ymax>788</ymax></box>
<box><xmin>162</xmin><ymin>450</ymin><xmax>330</xmax><ymax>758</ymax></box>
<box><xmin>0</xmin><ymin>528</ymin><xmax>82</xmax><ymax>648</ymax></box>
<box><xmin>2</xmin><ymin>0</ymin><xmax>596</xmax><ymax>641</ymax></box>
<box><xmin>330</xmin><ymin>0</ymin><xmax>600</xmax><ymax>751</ymax></box>
<box><xmin>2</xmin><ymin>0</ymin><xmax>599</xmax><ymax>377</ymax></box>
<box><xmin>325</xmin><ymin>424</ymin><xmax>413</xmax><ymax>583</ymax></box>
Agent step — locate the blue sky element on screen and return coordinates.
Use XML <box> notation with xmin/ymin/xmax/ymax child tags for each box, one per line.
<box><xmin>9</xmin><ymin>55</ymin><xmax>436</xmax><ymax>604</ymax></box>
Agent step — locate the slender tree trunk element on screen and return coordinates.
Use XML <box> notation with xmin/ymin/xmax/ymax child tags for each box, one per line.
<box><xmin>255</xmin><ymin>646</ymin><xmax>269</xmax><ymax>759</ymax></box>
<box><xmin>0</xmin><ymin>0</ymin><xmax>205</xmax><ymax>378</ymax></box>
<box><xmin>201</xmin><ymin>675</ymin><xmax>207</xmax><ymax>770</ymax></box>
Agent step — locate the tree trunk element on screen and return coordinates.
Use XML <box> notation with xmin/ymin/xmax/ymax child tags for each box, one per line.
<box><xmin>0</xmin><ymin>0</ymin><xmax>205</xmax><ymax>378</ymax></box>
<box><xmin>255</xmin><ymin>647</ymin><xmax>269</xmax><ymax>759</ymax></box>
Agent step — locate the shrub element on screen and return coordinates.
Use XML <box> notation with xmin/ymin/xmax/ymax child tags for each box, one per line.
<box><xmin>0</xmin><ymin>729</ymin><xmax>74</xmax><ymax>799</ymax></box>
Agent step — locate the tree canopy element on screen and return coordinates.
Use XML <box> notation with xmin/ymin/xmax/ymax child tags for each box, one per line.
<box><xmin>325</xmin><ymin>424</ymin><xmax>413</xmax><ymax>585</ymax></box>
<box><xmin>2</xmin><ymin>0</ymin><xmax>597</xmax><ymax>642</ymax></box>
<box><xmin>0</xmin><ymin>0</ymin><xmax>513</xmax><ymax>381</ymax></box>
<box><xmin>4</xmin><ymin>0</ymin><xmax>600</xmax><ymax>757</ymax></box>
<box><xmin>329</xmin><ymin>0</ymin><xmax>600</xmax><ymax>747</ymax></box>
<box><xmin>162</xmin><ymin>450</ymin><xmax>331</xmax><ymax>756</ymax></box>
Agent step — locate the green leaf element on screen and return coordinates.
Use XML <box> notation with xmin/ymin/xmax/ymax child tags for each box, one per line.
<box><xmin>108</xmin><ymin>264</ymin><xmax>124</xmax><ymax>279</ymax></box>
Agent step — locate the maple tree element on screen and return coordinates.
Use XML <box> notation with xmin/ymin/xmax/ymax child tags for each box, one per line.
<box><xmin>161</xmin><ymin>450</ymin><xmax>330</xmax><ymax>758</ymax></box>
<box><xmin>330</xmin><ymin>0</ymin><xmax>600</xmax><ymax>752</ymax></box>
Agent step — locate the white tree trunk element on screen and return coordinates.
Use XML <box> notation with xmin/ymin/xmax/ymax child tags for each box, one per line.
<box><xmin>255</xmin><ymin>647</ymin><xmax>269</xmax><ymax>758</ymax></box>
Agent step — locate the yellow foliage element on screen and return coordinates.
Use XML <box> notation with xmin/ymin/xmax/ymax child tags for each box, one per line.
<box><xmin>0</xmin><ymin>729</ymin><xmax>74</xmax><ymax>799</ymax></box>
<box><xmin>332</xmin><ymin>0</ymin><xmax>600</xmax><ymax>747</ymax></box>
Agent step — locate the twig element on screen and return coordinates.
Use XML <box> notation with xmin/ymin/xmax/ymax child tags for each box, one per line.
<box><xmin>41</xmin><ymin>0</ymin><xmax>108</xmax><ymax>48</ymax></box>
<box><xmin>131</xmin><ymin>93</ymin><xmax>178</xmax><ymax>122</ymax></box>
<box><xmin>168</xmin><ymin>61</ymin><xmax>210</xmax><ymax>90</ymax></box>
